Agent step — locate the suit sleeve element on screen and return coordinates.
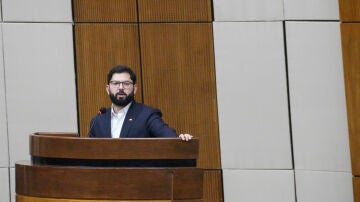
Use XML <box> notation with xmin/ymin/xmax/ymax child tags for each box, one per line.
<box><xmin>146</xmin><ymin>109</ymin><xmax>178</xmax><ymax>137</ymax></box>
<box><xmin>88</xmin><ymin>118</ymin><xmax>96</xmax><ymax>137</ymax></box>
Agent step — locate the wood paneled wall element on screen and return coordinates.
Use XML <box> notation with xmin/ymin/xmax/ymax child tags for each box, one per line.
<box><xmin>341</xmin><ymin>23</ymin><xmax>360</xmax><ymax>175</ymax></box>
<box><xmin>339</xmin><ymin>0</ymin><xmax>360</xmax><ymax>22</ymax></box>
<box><xmin>140</xmin><ymin>23</ymin><xmax>220</xmax><ymax>169</ymax></box>
<box><xmin>203</xmin><ymin>170</ymin><xmax>224</xmax><ymax>201</ymax></box>
<box><xmin>73</xmin><ymin>0</ymin><xmax>138</xmax><ymax>22</ymax></box>
<box><xmin>341</xmin><ymin>23</ymin><xmax>360</xmax><ymax>201</ymax></box>
<box><xmin>354</xmin><ymin>177</ymin><xmax>360</xmax><ymax>202</ymax></box>
<box><xmin>138</xmin><ymin>0</ymin><xmax>212</xmax><ymax>22</ymax></box>
<box><xmin>75</xmin><ymin>24</ymin><xmax>142</xmax><ymax>137</ymax></box>
<box><xmin>73</xmin><ymin>0</ymin><xmax>222</xmax><ymax>201</ymax></box>
<box><xmin>339</xmin><ymin>0</ymin><xmax>360</xmax><ymax>200</ymax></box>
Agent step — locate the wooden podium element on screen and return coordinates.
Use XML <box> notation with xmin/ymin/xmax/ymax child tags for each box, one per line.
<box><xmin>16</xmin><ymin>133</ymin><xmax>203</xmax><ymax>202</ymax></box>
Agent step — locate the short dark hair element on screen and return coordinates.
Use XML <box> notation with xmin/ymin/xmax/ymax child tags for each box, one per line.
<box><xmin>107</xmin><ymin>65</ymin><xmax>137</xmax><ymax>84</ymax></box>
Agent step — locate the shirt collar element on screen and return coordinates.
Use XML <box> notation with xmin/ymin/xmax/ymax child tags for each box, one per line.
<box><xmin>111</xmin><ymin>102</ymin><xmax>132</xmax><ymax>117</ymax></box>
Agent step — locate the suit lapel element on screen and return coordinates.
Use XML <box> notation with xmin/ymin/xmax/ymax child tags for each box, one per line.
<box><xmin>119</xmin><ymin>102</ymin><xmax>138</xmax><ymax>137</ymax></box>
<box><xmin>103</xmin><ymin>109</ymin><xmax>112</xmax><ymax>138</ymax></box>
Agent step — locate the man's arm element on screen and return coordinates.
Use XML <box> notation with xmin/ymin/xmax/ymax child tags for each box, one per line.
<box><xmin>146</xmin><ymin>110</ymin><xmax>193</xmax><ymax>141</ymax></box>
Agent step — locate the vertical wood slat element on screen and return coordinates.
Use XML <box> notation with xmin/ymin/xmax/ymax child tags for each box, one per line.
<box><xmin>138</xmin><ymin>0</ymin><xmax>212</xmax><ymax>22</ymax></box>
<box><xmin>75</xmin><ymin>24</ymin><xmax>142</xmax><ymax>136</ymax></box>
<box><xmin>339</xmin><ymin>0</ymin><xmax>360</xmax><ymax>22</ymax></box>
<box><xmin>73</xmin><ymin>0</ymin><xmax>138</xmax><ymax>22</ymax></box>
<box><xmin>139</xmin><ymin>23</ymin><xmax>220</xmax><ymax>169</ymax></box>
<box><xmin>203</xmin><ymin>170</ymin><xmax>224</xmax><ymax>202</ymax></box>
<box><xmin>341</xmin><ymin>23</ymin><xmax>360</xmax><ymax>175</ymax></box>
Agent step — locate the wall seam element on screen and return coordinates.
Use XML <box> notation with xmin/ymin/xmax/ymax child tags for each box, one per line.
<box><xmin>282</xmin><ymin>20</ymin><xmax>298</xmax><ymax>202</ymax></box>
<box><xmin>135</xmin><ymin>0</ymin><xmax>145</xmax><ymax>103</ymax></box>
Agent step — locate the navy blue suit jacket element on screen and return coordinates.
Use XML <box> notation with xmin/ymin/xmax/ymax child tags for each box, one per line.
<box><xmin>88</xmin><ymin>101</ymin><xmax>178</xmax><ymax>138</ymax></box>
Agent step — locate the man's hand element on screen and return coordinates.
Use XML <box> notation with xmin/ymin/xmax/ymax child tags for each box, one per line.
<box><xmin>179</xmin><ymin>134</ymin><xmax>193</xmax><ymax>141</ymax></box>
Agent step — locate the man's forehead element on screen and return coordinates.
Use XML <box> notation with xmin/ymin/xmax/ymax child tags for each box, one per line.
<box><xmin>112</xmin><ymin>72</ymin><xmax>131</xmax><ymax>79</ymax></box>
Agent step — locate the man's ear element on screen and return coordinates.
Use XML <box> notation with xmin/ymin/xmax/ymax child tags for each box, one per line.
<box><xmin>134</xmin><ymin>84</ymin><xmax>138</xmax><ymax>94</ymax></box>
<box><xmin>106</xmin><ymin>85</ymin><xmax>110</xmax><ymax>95</ymax></box>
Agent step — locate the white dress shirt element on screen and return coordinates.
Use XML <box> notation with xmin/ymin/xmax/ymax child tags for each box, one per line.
<box><xmin>111</xmin><ymin>102</ymin><xmax>132</xmax><ymax>138</ymax></box>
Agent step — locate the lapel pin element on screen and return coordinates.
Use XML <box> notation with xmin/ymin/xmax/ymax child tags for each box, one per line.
<box><xmin>129</xmin><ymin>118</ymin><xmax>133</xmax><ymax>121</ymax></box>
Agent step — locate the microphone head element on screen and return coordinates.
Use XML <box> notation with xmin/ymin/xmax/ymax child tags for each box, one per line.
<box><xmin>98</xmin><ymin>107</ymin><xmax>107</xmax><ymax>115</ymax></box>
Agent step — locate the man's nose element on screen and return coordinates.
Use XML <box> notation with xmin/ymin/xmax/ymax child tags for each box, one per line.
<box><xmin>118</xmin><ymin>83</ymin><xmax>125</xmax><ymax>89</ymax></box>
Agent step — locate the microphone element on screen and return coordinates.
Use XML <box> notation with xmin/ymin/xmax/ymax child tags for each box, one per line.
<box><xmin>88</xmin><ymin>107</ymin><xmax>107</xmax><ymax>137</ymax></box>
<box><xmin>98</xmin><ymin>107</ymin><xmax>107</xmax><ymax>115</ymax></box>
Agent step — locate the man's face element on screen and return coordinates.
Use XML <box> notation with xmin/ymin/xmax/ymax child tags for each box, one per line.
<box><xmin>106</xmin><ymin>73</ymin><xmax>137</xmax><ymax>107</ymax></box>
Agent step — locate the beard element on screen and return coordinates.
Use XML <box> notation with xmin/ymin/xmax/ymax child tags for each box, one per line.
<box><xmin>109</xmin><ymin>90</ymin><xmax>135</xmax><ymax>107</ymax></box>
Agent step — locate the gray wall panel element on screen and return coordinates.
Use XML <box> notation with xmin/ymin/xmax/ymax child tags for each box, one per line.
<box><xmin>223</xmin><ymin>169</ymin><xmax>295</xmax><ymax>202</ymax></box>
<box><xmin>0</xmin><ymin>2</ymin><xmax>2</xmax><ymax>22</ymax></box>
<box><xmin>10</xmin><ymin>167</ymin><xmax>14</xmax><ymax>202</ymax></box>
<box><xmin>0</xmin><ymin>25</ymin><xmax>9</xmax><ymax>167</ymax></box>
<box><xmin>3</xmin><ymin>23</ymin><xmax>77</xmax><ymax>166</ymax></box>
<box><xmin>0</xmin><ymin>168</ymin><xmax>10</xmax><ymax>202</ymax></box>
<box><xmin>213</xmin><ymin>0</ymin><xmax>284</xmax><ymax>21</ymax></box>
<box><xmin>286</xmin><ymin>22</ymin><xmax>351</xmax><ymax>172</ymax></box>
<box><xmin>295</xmin><ymin>170</ymin><xmax>353</xmax><ymax>202</ymax></box>
<box><xmin>284</xmin><ymin>0</ymin><xmax>339</xmax><ymax>20</ymax></box>
<box><xmin>2</xmin><ymin>0</ymin><xmax>72</xmax><ymax>22</ymax></box>
<box><xmin>214</xmin><ymin>22</ymin><xmax>292</xmax><ymax>169</ymax></box>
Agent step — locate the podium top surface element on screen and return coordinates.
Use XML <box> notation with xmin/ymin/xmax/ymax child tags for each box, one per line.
<box><xmin>30</xmin><ymin>132</ymin><xmax>199</xmax><ymax>160</ymax></box>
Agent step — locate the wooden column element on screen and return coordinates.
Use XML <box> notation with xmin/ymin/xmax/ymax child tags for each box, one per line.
<box><xmin>339</xmin><ymin>0</ymin><xmax>360</xmax><ymax>201</ymax></box>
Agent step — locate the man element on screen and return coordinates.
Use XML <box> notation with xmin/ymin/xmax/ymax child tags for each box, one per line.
<box><xmin>89</xmin><ymin>65</ymin><xmax>192</xmax><ymax>141</ymax></box>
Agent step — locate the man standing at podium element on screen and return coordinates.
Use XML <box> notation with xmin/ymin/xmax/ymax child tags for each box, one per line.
<box><xmin>88</xmin><ymin>65</ymin><xmax>192</xmax><ymax>141</ymax></box>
